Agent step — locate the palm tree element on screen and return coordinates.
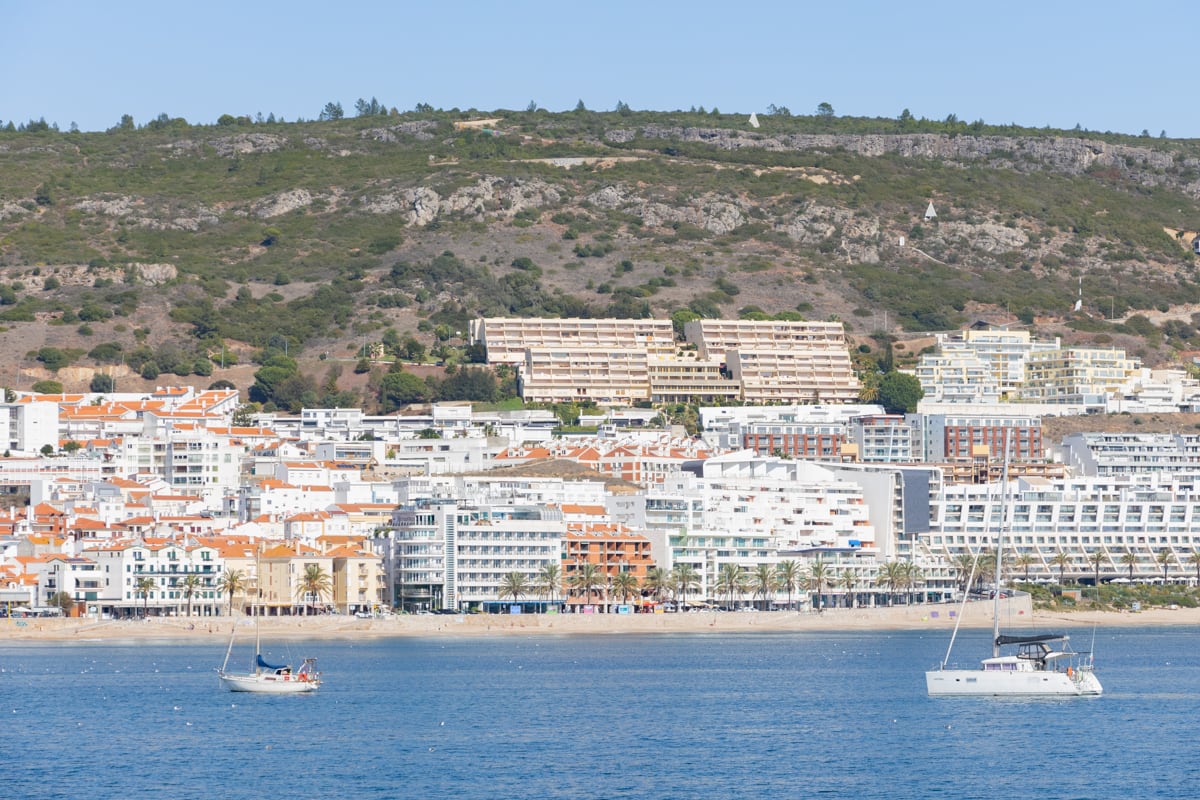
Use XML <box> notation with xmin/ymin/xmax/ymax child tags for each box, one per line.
<box><xmin>1119</xmin><ymin>550</ymin><xmax>1138</xmax><ymax>581</ymax></box>
<box><xmin>135</xmin><ymin>576</ymin><xmax>156</xmax><ymax>618</ymax></box>
<box><xmin>534</xmin><ymin>562</ymin><xmax>562</xmax><ymax>611</ymax></box>
<box><xmin>1188</xmin><ymin>550</ymin><xmax>1200</xmax><ymax>585</ymax></box>
<box><xmin>976</xmin><ymin>549</ymin><xmax>997</xmax><ymax>587</ymax></box>
<box><xmin>736</xmin><ymin>569</ymin><xmax>754</xmax><ymax>608</ymax></box>
<box><xmin>610</xmin><ymin>571</ymin><xmax>640</xmax><ymax>607</ymax></box>
<box><xmin>671</xmin><ymin>563</ymin><xmax>700</xmax><ymax>611</ymax></box>
<box><xmin>642</xmin><ymin>566</ymin><xmax>672</xmax><ymax>606</ymax></box>
<box><xmin>218</xmin><ymin>569</ymin><xmax>247</xmax><ymax>617</ymax></box>
<box><xmin>1089</xmin><ymin>549</ymin><xmax>1108</xmax><ymax>591</ymax></box>
<box><xmin>838</xmin><ymin>569</ymin><xmax>858</xmax><ymax>609</ymax></box>
<box><xmin>715</xmin><ymin>563</ymin><xmax>743</xmax><ymax>610</ymax></box>
<box><xmin>498</xmin><ymin>571</ymin><xmax>528</xmax><ymax>605</ymax></box>
<box><xmin>1013</xmin><ymin>552</ymin><xmax>1036</xmax><ymax>582</ymax></box>
<box><xmin>857</xmin><ymin>372</ymin><xmax>881</xmax><ymax>403</ymax></box>
<box><xmin>808</xmin><ymin>560</ymin><xmax>831</xmax><ymax>613</ymax></box>
<box><xmin>900</xmin><ymin>561</ymin><xmax>924</xmax><ymax>605</ymax></box>
<box><xmin>1157</xmin><ymin>548</ymin><xmax>1175</xmax><ymax>583</ymax></box>
<box><xmin>181</xmin><ymin>573</ymin><xmax>203</xmax><ymax>617</ymax></box>
<box><xmin>751</xmin><ymin>564</ymin><xmax>776</xmax><ymax>611</ymax></box>
<box><xmin>952</xmin><ymin>552</ymin><xmax>979</xmax><ymax>594</ymax></box>
<box><xmin>875</xmin><ymin>562</ymin><xmax>904</xmax><ymax>606</ymax></box>
<box><xmin>1050</xmin><ymin>550</ymin><xmax>1072</xmax><ymax>585</ymax></box>
<box><xmin>569</xmin><ymin>562</ymin><xmax>605</xmax><ymax>610</ymax></box>
<box><xmin>296</xmin><ymin>563</ymin><xmax>332</xmax><ymax>615</ymax></box>
<box><xmin>775</xmin><ymin>560</ymin><xmax>801</xmax><ymax>611</ymax></box>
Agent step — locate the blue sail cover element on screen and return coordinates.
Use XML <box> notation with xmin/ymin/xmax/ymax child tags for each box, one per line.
<box><xmin>256</xmin><ymin>653</ymin><xmax>287</xmax><ymax>671</ymax></box>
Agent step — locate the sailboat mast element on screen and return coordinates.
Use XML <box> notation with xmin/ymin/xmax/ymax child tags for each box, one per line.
<box><xmin>992</xmin><ymin>432</ymin><xmax>1011</xmax><ymax>659</ymax></box>
<box><xmin>254</xmin><ymin>543</ymin><xmax>263</xmax><ymax>674</ymax></box>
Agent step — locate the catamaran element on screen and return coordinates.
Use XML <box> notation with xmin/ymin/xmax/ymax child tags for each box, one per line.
<box><xmin>926</xmin><ymin>451</ymin><xmax>1102</xmax><ymax>697</ymax></box>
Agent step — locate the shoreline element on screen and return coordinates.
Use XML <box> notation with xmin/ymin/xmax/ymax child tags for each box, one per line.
<box><xmin>2</xmin><ymin>601</ymin><xmax>1195</xmax><ymax>642</ymax></box>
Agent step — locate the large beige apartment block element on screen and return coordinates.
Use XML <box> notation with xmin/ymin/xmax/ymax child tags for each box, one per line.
<box><xmin>471</xmin><ymin>317</ymin><xmax>676</xmax><ymax>364</ymax></box>
<box><xmin>727</xmin><ymin>349</ymin><xmax>860</xmax><ymax>403</ymax></box>
<box><xmin>520</xmin><ymin>347</ymin><xmax>652</xmax><ymax>404</ymax></box>
<box><xmin>647</xmin><ymin>355</ymin><xmax>741</xmax><ymax>404</ymax></box>
<box><xmin>476</xmin><ymin>316</ymin><xmax>859</xmax><ymax>406</ymax></box>
<box><xmin>937</xmin><ymin>328</ymin><xmax>1061</xmax><ymax>393</ymax></box>
<box><xmin>683</xmin><ymin>319</ymin><xmax>849</xmax><ymax>361</ymax></box>
<box><xmin>1020</xmin><ymin>347</ymin><xmax>1139</xmax><ymax>404</ymax></box>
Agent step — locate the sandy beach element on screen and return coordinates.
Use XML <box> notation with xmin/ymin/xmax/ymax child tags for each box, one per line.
<box><xmin>3</xmin><ymin>599</ymin><xmax>1195</xmax><ymax>642</ymax></box>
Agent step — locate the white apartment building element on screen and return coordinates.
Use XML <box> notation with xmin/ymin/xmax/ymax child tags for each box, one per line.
<box><xmin>84</xmin><ymin>537</ymin><xmax>224</xmax><ymax>617</ymax></box>
<box><xmin>845</xmin><ymin>414</ymin><xmax>917</xmax><ymax>463</ymax></box>
<box><xmin>700</xmin><ymin>404</ymin><xmax>884</xmax><ymax>452</ymax></box>
<box><xmin>382</xmin><ymin>500</ymin><xmax>565</xmax><ymax>612</ymax></box>
<box><xmin>0</xmin><ymin>402</ymin><xmax>58</xmax><ymax>454</ymax></box>
<box><xmin>920</xmin><ymin>473</ymin><xmax>1200</xmax><ymax>584</ymax></box>
<box><xmin>613</xmin><ymin>461</ymin><xmax>879</xmax><ymax>603</ymax></box>
<box><xmin>393</xmin><ymin>474</ymin><xmax>609</xmax><ymax>509</ymax></box>
<box><xmin>1107</xmin><ymin>367</ymin><xmax>1200</xmax><ymax>413</ymax></box>
<box><xmin>162</xmin><ymin>428</ymin><xmax>241</xmax><ymax>503</ymax></box>
<box><xmin>1054</xmin><ymin>432</ymin><xmax>1200</xmax><ymax>479</ymax></box>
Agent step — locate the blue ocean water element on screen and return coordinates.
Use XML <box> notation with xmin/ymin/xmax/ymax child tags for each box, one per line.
<box><xmin>2</xmin><ymin>626</ymin><xmax>1197</xmax><ymax>799</ymax></box>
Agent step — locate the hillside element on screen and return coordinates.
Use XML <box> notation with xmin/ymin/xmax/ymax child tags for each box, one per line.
<box><xmin>3</xmin><ymin>109</ymin><xmax>1200</xmax><ymax>409</ymax></box>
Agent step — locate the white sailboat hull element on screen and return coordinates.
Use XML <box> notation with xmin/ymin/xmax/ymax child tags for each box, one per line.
<box><xmin>218</xmin><ymin>671</ymin><xmax>320</xmax><ymax>694</ymax></box>
<box><xmin>926</xmin><ymin>667</ymin><xmax>1102</xmax><ymax>697</ymax></box>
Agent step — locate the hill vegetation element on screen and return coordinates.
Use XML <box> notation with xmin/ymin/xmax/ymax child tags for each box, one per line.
<box><xmin>3</xmin><ymin>104</ymin><xmax>1200</xmax><ymax>413</ymax></box>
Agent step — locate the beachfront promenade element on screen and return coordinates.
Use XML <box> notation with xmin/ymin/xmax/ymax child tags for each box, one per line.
<box><xmin>3</xmin><ymin>597</ymin><xmax>1190</xmax><ymax>641</ymax></box>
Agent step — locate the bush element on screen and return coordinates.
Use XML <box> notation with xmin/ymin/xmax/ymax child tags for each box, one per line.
<box><xmin>36</xmin><ymin>347</ymin><xmax>75</xmax><ymax>371</ymax></box>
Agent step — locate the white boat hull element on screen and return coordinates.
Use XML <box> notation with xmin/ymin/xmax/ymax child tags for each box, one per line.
<box><xmin>926</xmin><ymin>667</ymin><xmax>1102</xmax><ymax>697</ymax></box>
<box><xmin>218</xmin><ymin>671</ymin><xmax>320</xmax><ymax>694</ymax></box>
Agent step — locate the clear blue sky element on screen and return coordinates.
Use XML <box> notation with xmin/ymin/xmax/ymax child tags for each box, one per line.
<box><xmin>4</xmin><ymin>0</ymin><xmax>1194</xmax><ymax>136</ymax></box>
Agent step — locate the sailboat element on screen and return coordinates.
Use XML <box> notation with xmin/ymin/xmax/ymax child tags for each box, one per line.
<box><xmin>216</xmin><ymin>550</ymin><xmax>321</xmax><ymax>693</ymax></box>
<box><xmin>926</xmin><ymin>448</ymin><xmax>1102</xmax><ymax>697</ymax></box>
<box><xmin>216</xmin><ymin>619</ymin><xmax>321</xmax><ymax>694</ymax></box>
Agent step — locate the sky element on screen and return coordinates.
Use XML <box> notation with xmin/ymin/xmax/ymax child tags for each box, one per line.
<box><xmin>3</xmin><ymin>0</ymin><xmax>1196</xmax><ymax>137</ymax></box>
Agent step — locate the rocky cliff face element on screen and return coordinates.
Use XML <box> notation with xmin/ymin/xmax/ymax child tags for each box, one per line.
<box><xmin>609</xmin><ymin>126</ymin><xmax>1200</xmax><ymax>196</ymax></box>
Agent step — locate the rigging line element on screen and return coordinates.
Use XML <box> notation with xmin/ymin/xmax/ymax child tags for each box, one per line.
<box><xmin>941</xmin><ymin>549</ymin><xmax>979</xmax><ymax>669</ymax></box>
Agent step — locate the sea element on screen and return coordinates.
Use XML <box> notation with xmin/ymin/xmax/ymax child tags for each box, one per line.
<box><xmin>2</xmin><ymin>626</ymin><xmax>1196</xmax><ymax>800</ymax></box>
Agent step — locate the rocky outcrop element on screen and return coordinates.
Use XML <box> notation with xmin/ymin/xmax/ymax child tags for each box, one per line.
<box><xmin>587</xmin><ymin>185</ymin><xmax>630</xmax><ymax>210</ymax></box>
<box><xmin>640</xmin><ymin>198</ymin><xmax>747</xmax><ymax>234</ymax></box>
<box><xmin>253</xmin><ymin>189</ymin><xmax>313</xmax><ymax>219</ymax></box>
<box><xmin>583</xmin><ymin>183</ymin><xmax>747</xmax><ymax>234</ymax></box>
<box><xmin>130</xmin><ymin>263</ymin><xmax>178</xmax><ymax>285</ymax></box>
<box><xmin>360</xmin><ymin>121</ymin><xmax>438</xmax><ymax>142</ymax></box>
<box><xmin>0</xmin><ymin>202</ymin><xmax>30</xmax><ymax>221</ymax></box>
<box><xmin>361</xmin><ymin>178</ymin><xmax>561</xmax><ymax>225</ymax></box>
<box><xmin>210</xmin><ymin>133</ymin><xmax>288</xmax><ymax>156</ymax></box>
<box><xmin>935</xmin><ymin>221</ymin><xmax>1028</xmax><ymax>254</ymax></box>
<box><xmin>73</xmin><ymin>195</ymin><xmax>220</xmax><ymax>231</ymax></box>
